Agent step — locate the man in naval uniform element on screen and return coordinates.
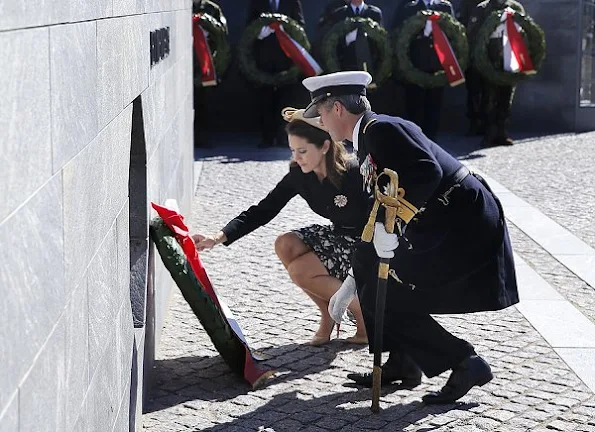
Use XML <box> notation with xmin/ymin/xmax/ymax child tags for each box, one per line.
<box><xmin>301</xmin><ymin>71</ymin><xmax>518</xmax><ymax>403</ymax></box>
<box><xmin>466</xmin><ymin>0</ymin><xmax>525</xmax><ymax>146</ymax></box>
<box><xmin>247</xmin><ymin>0</ymin><xmax>306</xmax><ymax>147</ymax></box>
<box><xmin>391</xmin><ymin>0</ymin><xmax>455</xmax><ymax>140</ymax></box>
<box><xmin>316</xmin><ymin>1</ymin><xmax>384</xmax><ymax>73</ymax></box>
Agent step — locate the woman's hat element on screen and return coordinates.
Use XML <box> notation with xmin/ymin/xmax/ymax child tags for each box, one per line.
<box><xmin>281</xmin><ymin>107</ymin><xmax>328</xmax><ymax>132</ymax></box>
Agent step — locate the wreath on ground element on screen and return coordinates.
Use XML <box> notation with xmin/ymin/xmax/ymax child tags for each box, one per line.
<box><xmin>238</xmin><ymin>13</ymin><xmax>312</xmax><ymax>87</ymax></box>
<box><xmin>321</xmin><ymin>17</ymin><xmax>393</xmax><ymax>87</ymax></box>
<box><xmin>393</xmin><ymin>11</ymin><xmax>468</xmax><ymax>88</ymax></box>
<box><xmin>193</xmin><ymin>12</ymin><xmax>231</xmax><ymax>84</ymax></box>
<box><xmin>473</xmin><ymin>10</ymin><xmax>546</xmax><ymax>86</ymax></box>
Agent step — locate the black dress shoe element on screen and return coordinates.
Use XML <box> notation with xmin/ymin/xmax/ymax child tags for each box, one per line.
<box><xmin>422</xmin><ymin>355</ymin><xmax>493</xmax><ymax>404</ymax></box>
<box><xmin>347</xmin><ymin>352</ymin><xmax>422</xmax><ymax>389</ymax></box>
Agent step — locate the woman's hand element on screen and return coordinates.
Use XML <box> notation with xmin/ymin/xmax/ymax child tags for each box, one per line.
<box><xmin>191</xmin><ymin>232</ymin><xmax>226</xmax><ymax>251</ymax></box>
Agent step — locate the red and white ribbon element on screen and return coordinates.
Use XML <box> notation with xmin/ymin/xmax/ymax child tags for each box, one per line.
<box><xmin>501</xmin><ymin>8</ymin><xmax>535</xmax><ymax>74</ymax></box>
<box><xmin>192</xmin><ymin>14</ymin><xmax>217</xmax><ymax>87</ymax></box>
<box><xmin>424</xmin><ymin>13</ymin><xmax>465</xmax><ymax>87</ymax></box>
<box><xmin>268</xmin><ymin>22</ymin><xmax>323</xmax><ymax>77</ymax></box>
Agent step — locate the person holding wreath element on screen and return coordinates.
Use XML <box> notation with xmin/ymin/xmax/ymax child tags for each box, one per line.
<box><xmin>467</xmin><ymin>0</ymin><xmax>526</xmax><ymax>147</ymax></box>
<box><xmin>246</xmin><ymin>0</ymin><xmax>306</xmax><ymax>148</ymax></box>
<box><xmin>192</xmin><ymin>107</ymin><xmax>369</xmax><ymax>346</ymax></box>
<box><xmin>317</xmin><ymin>1</ymin><xmax>384</xmax><ymax>74</ymax></box>
<box><xmin>391</xmin><ymin>0</ymin><xmax>456</xmax><ymax>141</ymax></box>
<box><xmin>193</xmin><ymin>0</ymin><xmax>229</xmax><ymax>147</ymax></box>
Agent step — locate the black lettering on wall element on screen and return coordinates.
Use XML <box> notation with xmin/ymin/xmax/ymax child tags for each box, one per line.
<box><xmin>150</xmin><ymin>26</ymin><xmax>170</xmax><ymax>67</ymax></box>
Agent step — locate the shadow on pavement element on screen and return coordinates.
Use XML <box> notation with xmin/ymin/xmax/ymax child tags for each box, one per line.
<box><xmin>144</xmin><ymin>341</ymin><xmax>360</xmax><ymax>414</ymax></box>
<box><xmin>198</xmin><ymin>389</ymin><xmax>479</xmax><ymax>431</ymax></box>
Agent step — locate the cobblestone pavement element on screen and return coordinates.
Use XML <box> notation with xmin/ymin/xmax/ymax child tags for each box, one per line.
<box><xmin>143</xmin><ymin>132</ymin><xmax>595</xmax><ymax>431</ymax></box>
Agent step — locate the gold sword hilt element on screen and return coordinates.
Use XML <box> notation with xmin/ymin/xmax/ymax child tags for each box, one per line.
<box><xmin>361</xmin><ymin>168</ymin><xmax>402</xmax><ymax>242</ymax></box>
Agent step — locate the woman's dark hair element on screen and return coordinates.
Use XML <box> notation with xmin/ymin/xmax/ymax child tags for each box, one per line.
<box><xmin>285</xmin><ymin>120</ymin><xmax>350</xmax><ymax>188</ymax></box>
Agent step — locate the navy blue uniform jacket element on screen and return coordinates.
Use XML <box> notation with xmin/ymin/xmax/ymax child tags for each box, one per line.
<box><xmin>352</xmin><ymin>111</ymin><xmax>518</xmax><ymax>314</ymax></box>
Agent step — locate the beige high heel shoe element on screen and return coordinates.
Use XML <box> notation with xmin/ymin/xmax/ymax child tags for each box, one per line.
<box><xmin>345</xmin><ymin>334</ymin><xmax>368</xmax><ymax>345</ymax></box>
<box><xmin>309</xmin><ymin>322</ymin><xmax>340</xmax><ymax>346</ymax></box>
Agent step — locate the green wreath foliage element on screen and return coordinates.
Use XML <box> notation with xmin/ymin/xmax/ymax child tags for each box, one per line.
<box><xmin>321</xmin><ymin>17</ymin><xmax>393</xmax><ymax>86</ymax></box>
<box><xmin>238</xmin><ymin>13</ymin><xmax>312</xmax><ymax>87</ymax></box>
<box><xmin>149</xmin><ymin>218</ymin><xmax>247</xmax><ymax>375</ymax></box>
<box><xmin>473</xmin><ymin>10</ymin><xmax>546</xmax><ymax>86</ymax></box>
<box><xmin>393</xmin><ymin>11</ymin><xmax>469</xmax><ymax>89</ymax></box>
<box><xmin>194</xmin><ymin>12</ymin><xmax>231</xmax><ymax>82</ymax></box>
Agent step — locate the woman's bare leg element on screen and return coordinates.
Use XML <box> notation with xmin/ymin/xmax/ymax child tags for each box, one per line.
<box><xmin>275</xmin><ymin>232</ymin><xmax>367</xmax><ymax>343</ymax></box>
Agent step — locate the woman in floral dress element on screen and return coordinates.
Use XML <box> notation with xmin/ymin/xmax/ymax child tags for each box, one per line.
<box><xmin>192</xmin><ymin>108</ymin><xmax>369</xmax><ymax>345</ymax></box>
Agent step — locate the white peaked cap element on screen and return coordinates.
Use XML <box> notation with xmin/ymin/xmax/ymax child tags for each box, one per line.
<box><xmin>302</xmin><ymin>71</ymin><xmax>373</xmax><ymax>118</ymax></box>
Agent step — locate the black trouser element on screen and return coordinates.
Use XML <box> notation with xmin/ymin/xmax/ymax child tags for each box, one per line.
<box><xmin>403</xmin><ymin>84</ymin><xmax>444</xmax><ymax>141</ymax></box>
<box><xmin>465</xmin><ymin>67</ymin><xmax>483</xmax><ymax>127</ymax></box>
<box><xmin>485</xmin><ymin>83</ymin><xmax>515</xmax><ymax>140</ymax></box>
<box><xmin>194</xmin><ymin>84</ymin><xmax>209</xmax><ymax>146</ymax></box>
<box><xmin>259</xmin><ymin>84</ymin><xmax>291</xmax><ymax>146</ymax></box>
<box><xmin>360</xmin><ymin>305</ymin><xmax>475</xmax><ymax>378</ymax></box>
<box><xmin>466</xmin><ymin>68</ymin><xmax>515</xmax><ymax>140</ymax></box>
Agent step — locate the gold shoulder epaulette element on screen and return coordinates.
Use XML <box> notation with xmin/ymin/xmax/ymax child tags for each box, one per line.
<box><xmin>362</xmin><ymin>119</ymin><xmax>377</xmax><ymax>134</ymax></box>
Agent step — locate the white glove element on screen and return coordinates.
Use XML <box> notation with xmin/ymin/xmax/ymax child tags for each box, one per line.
<box><xmin>373</xmin><ymin>222</ymin><xmax>399</xmax><ymax>259</ymax></box>
<box><xmin>257</xmin><ymin>26</ymin><xmax>274</xmax><ymax>40</ymax></box>
<box><xmin>328</xmin><ymin>274</ymin><xmax>357</xmax><ymax>324</ymax></box>
<box><xmin>345</xmin><ymin>29</ymin><xmax>358</xmax><ymax>46</ymax></box>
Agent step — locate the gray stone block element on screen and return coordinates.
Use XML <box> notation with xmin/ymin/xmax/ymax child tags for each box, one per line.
<box><xmin>0</xmin><ymin>1</ymin><xmax>50</xmax><ymax>30</ymax></box>
<box><xmin>0</xmin><ymin>174</ymin><xmax>65</xmax><ymax>410</ymax></box>
<box><xmin>51</xmin><ymin>0</ymin><xmax>112</xmax><ymax>26</ymax></box>
<box><xmin>147</xmin><ymin>142</ymin><xmax>163</xmax><ymax>207</ymax></box>
<box><xmin>87</xmin><ymin>334</ymin><xmax>119</xmax><ymax>432</ymax></box>
<box><xmin>50</xmin><ymin>22</ymin><xmax>98</xmax><ymax>170</ymax></box>
<box><xmin>123</xmin><ymin>15</ymin><xmax>150</xmax><ymax>108</ymax></box>
<box><xmin>143</xmin><ymin>79</ymin><xmax>167</xmax><ymax>159</ymax></box>
<box><xmin>113</xmin><ymin>0</ymin><xmax>146</xmax><ymax>16</ymax></box>
<box><xmin>117</xmin><ymin>203</ymin><xmax>131</xmax><ymax>308</ymax></box>
<box><xmin>0</xmin><ymin>392</ymin><xmax>18</xmax><ymax>432</ymax></box>
<box><xmin>131</xmin><ymin>328</ymin><xmax>145</xmax><ymax>430</ymax></box>
<box><xmin>146</xmin><ymin>0</ymin><xmax>173</xmax><ymax>13</ymax></box>
<box><xmin>63</xmin><ymin>105</ymin><xmax>132</xmax><ymax>292</ymax></box>
<box><xmin>72</xmin><ymin>399</ymin><xmax>89</xmax><ymax>432</ymax></box>
<box><xmin>97</xmin><ymin>17</ymin><xmax>125</xmax><ymax>131</ymax></box>
<box><xmin>0</xmin><ymin>0</ymin><xmax>110</xmax><ymax>31</ymax></box>
<box><xmin>64</xmin><ymin>281</ymin><xmax>89</xmax><ymax>430</ymax></box>
<box><xmin>153</xmin><ymin>261</ymin><xmax>174</xmax><ymax>347</ymax></box>
<box><xmin>87</xmin><ymin>226</ymin><xmax>119</xmax><ymax>376</ymax></box>
<box><xmin>0</xmin><ymin>28</ymin><xmax>52</xmax><ymax>222</ymax></box>
<box><xmin>171</xmin><ymin>0</ymin><xmax>186</xmax><ymax>10</ymax></box>
<box><xmin>116</xmin><ymin>301</ymin><xmax>135</xmax><ymax>396</ymax></box>
<box><xmin>19</xmin><ymin>319</ymin><xmax>66</xmax><ymax>432</ymax></box>
<box><xmin>112</xmin><ymin>381</ymin><xmax>131</xmax><ymax>432</ymax></box>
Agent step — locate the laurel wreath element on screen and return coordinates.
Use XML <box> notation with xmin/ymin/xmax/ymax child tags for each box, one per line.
<box><xmin>393</xmin><ymin>11</ymin><xmax>468</xmax><ymax>89</ymax></box>
<box><xmin>472</xmin><ymin>10</ymin><xmax>546</xmax><ymax>86</ymax></box>
<box><xmin>193</xmin><ymin>12</ymin><xmax>231</xmax><ymax>86</ymax></box>
<box><xmin>238</xmin><ymin>13</ymin><xmax>312</xmax><ymax>87</ymax></box>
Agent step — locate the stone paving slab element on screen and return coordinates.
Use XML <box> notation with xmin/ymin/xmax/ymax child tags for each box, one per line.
<box><xmin>143</xmin><ymin>141</ymin><xmax>595</xmax><ymax>431</ymax></box>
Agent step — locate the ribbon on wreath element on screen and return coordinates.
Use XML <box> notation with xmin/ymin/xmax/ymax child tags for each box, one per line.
<box><xmin>424</xmin><ymin>12</ymin><xmax>465</xmax><ymax>87</ymax></box>
<box><xmin>192</xmin><ymin>14</ymin><xmax>217</xmax><ymax>87</ymax></box>
<box><xmin>268</xmin><ymin>22</ymin><xmax>323</xmax><ymax>77</ymax></box>
<box><xmin>501</xmin><ymin>8</ymin><xmax>535</xmax><ymax>74</ymax></box>
<box><xmin>151</xmin><ymin>202</ymin><xmax>274</xmax><ymax>388</ymax></box>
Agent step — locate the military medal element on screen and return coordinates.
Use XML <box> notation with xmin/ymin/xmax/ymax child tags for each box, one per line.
<box><xmin>360</xmin><ymin>154</ymin><xmax>377</xmax><ymax>193</ymax></box>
